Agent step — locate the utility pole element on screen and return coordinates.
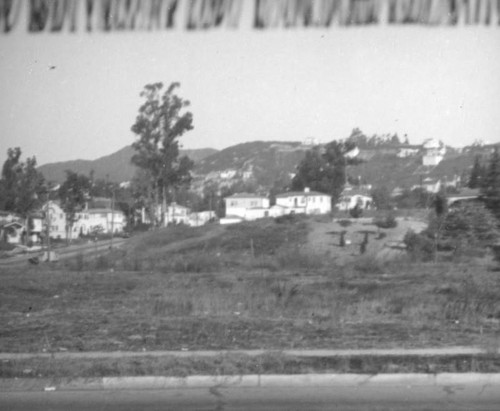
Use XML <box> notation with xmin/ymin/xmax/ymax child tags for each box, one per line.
<box><xmin>110</xmin><ymin>188</ymin><xmax>115</xmax><ymax>249</ymax></box>
<box><xmin>45</xmin><ymin>203</ymin><xmax>51</xmax><ymax>262</ymax></box>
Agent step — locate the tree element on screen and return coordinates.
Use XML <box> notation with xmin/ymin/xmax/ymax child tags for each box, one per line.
<box><xmin>468</xmin><ymin>155</ymin><xmax>485</xmax><ymax>189</ymax></box>
<box><xmin>58</xmin><ymin>171</ymin><xmax>91</xmax><ymax>242</ymax></box>
<box><xmin>370</xmin><ymin>186</ymin><xmax>392</xmax><ymax>210</ymax></box>
<box><xmin>131</xmin><ymin>82</ymin><xmax>194</xmax><ymax>227</ymax></box>
<box><xmin>291</xmin><ymin>140</ymin><xmax>355</xmax><ymax>205</ymax></box>
<box><xmin>481</xmin><ymin>148</ymin><xmax>500</xmax><ymax>220</ymax></box>
<box><xmin>0</xmin><ymin>148</ymin><xmax>46</xmax><ymax>243</ymax></box>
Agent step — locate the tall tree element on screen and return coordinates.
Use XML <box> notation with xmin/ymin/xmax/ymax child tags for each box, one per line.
<box><xmin>0</xmin><ymin>148</ymin><xmax>45</xmax><ymax>242</ymax></box>
<box><xmin>468</xmin><ymin>155</ymin><xmax>484</xmax><ymax>189</ymax></box>
<box><xmin>131</xmin><ymin>82</ymin><xmax>194</xmax><ymax>226</ymax></box>
<box><xmin>291</xmin><ymin>140</ymin><xmax>355</xmax><ymax>205</ymax></box>
<box><xmin>58</xmin><ymin>171</ymin><xmax>91</xmax><ymax>242</ymax></box>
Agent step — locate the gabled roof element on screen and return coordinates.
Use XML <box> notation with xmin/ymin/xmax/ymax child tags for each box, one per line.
<box><xmin>275</xmin><ymin>191</ymin><xmax>330</xmax><ymax>198</ymax></box>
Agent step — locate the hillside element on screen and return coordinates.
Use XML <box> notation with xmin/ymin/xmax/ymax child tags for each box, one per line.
<box><xmin>38</xmin><ymin>146</ymin><xmax>218</xmax><ymax>183</ymax></box>
<box><xmin>37</xmin><ymin>139</ymin><xmax>498</xmax><ymax>190</ymax></box>
<box><xmin>195</xmin><ymin>140</ymin><xmax>310</xmax><ymax>186</ymax></box>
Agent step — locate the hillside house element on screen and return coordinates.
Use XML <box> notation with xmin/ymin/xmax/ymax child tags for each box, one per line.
<box><xmin>220</xmin><ymin>169</ymin><xmax>237</xmax><ymax>179</ymax></box>
<box><xmin>422</xmin><ymin>139</ymin><xmax>446</xmax><ymax>166</ymax></box>
<box><xmin>275</xmin><ymin>188</ymin><xmax>332</xmax><ymax>215</ymax></box>
<box><xmin>412</xmin><ymin>177</ymin><xmax>442</xmax><ymax>193</ymax></box>
<box><xmin>397</xmin><ymin>145</ymin><xmax>420</xmax><ymax>158</ymax></box>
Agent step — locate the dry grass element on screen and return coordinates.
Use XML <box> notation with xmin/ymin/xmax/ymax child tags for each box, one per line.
<box><xmin>1</xmin><ymin>216</ymin><xmax>499</xmax><ymax>355</ymax></box>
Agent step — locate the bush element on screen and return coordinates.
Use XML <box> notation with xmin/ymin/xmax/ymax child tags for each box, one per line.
<box><xmin>337</xmin><ymin>219</ymin><xmax>352</xmax><ymax>228</ymax></box>
<box><xmin>349</xmin><ymin>205</ymin><xmax>363</xmax><ymax>218</ymax></box>
<box><xmin>403</xmin><ymin>230</ymin><xmax>435</xmax><ymax>261</ymax></box>
<box><xmin>373</xmin><ymin>212</ymin><xmax>397</xmax><ymax>229</ymax></box>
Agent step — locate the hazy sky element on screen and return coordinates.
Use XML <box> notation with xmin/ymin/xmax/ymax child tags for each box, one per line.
<box><xmin>1</xmin><ymin>2</ymin><xmax>500</xmax><ymax>167</ymax></box>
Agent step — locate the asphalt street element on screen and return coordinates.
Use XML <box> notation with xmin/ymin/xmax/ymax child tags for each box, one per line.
<box><xmin>2</xmin><ymin>384</ymin><xmax>500</xmax><ymax>411</ymax></box>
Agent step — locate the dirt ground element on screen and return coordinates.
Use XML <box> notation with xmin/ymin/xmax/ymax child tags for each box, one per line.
<box><xmin>306</xmin><ymin>217</ymin><xmax>427</xmax><ymax>264</ymax></box>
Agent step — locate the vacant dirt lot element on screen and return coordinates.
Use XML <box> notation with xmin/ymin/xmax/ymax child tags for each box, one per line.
<box><xmin>306</xmin><ymin>216</ymin><xmax>427</xmax><ymax>264</ymax></box>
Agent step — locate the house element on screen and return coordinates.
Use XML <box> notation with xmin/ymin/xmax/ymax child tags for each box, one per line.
<box><xmin>220</xmin><ymin>169</ymin><xmax>237</xmax><ymax>179</ymax></box>
<box><xmin>275</xmin><ymin>188</ymin><xmax>332</xmax><ymax>215</ymax></box>
<box><xmin>42</xmin><ymin>201</ymin><xmax>67</xmax><ymax>240</ymax></box>
<box><xmin>0</xmin><ymin>221</ymin><xmax>24</xmax><ymax>244</ymax></box>
<box><xmin>164</xmin><ymin>203</ymin><xmax>190</xmax><ymax>225</ymax></box>
<box><xmin>422</xmin><ymin>139</ymin><xmax>446</xmax><ymax>166</ymax></box>
<box><xmin>189</xmin><ymin>210</ymin><xmax>217</xmax><ymax>227</ymax></box>
<box><xmin>336</xmin><ymin>190</ymin><xmax>373</xmax><ymax>211</ymax></box>
<box><xmin>224</xmin><ymin>193</ymin><xmax>270</xmax><ymax>220</ymax></box>
<box><xmin>397</xmin><ymin>145</ymin><xmax>420</xmax><ymax>158</ymax></box>
<box><xmin>87</xmin><ymin>208</ymin><xmax>126</xmax><ymax>234</ymax></box>
<box><xmin>412</xmin><ymin>177</ymin><xmax>442</xmax><ymax>193</ymax></box>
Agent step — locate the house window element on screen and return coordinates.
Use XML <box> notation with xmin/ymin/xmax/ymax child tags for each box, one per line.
<box><xmin>300</xmin><ymin>197</ymin><xmax>305</xmax><ymax>204</ymax></box>
<box><xmin>230</xmin><ymin>201</ymin><xmax>237</xmax><ymax>206</ymax></box>
<box><xmin>250</xmin><ymin>201</ymin><xmax>257</xmax><ymax>207</ymax></box>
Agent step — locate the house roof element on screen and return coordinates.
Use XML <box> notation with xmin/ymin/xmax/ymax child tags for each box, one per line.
<box><xmin>275</xmin><ymin>191</ymin><xmax>330</xmax><ymax>198</ymax></box>
<box><xmin>226</xmin><ymin>193</ymin><xmax>267</xmax><ymax>199</ymax></box>
<box><xmin>0</xmin><ymin>221</ymin><xmax>24</xmax><ymax>228</ymax></box>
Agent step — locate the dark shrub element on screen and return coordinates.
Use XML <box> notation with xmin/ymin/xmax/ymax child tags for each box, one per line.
<box><xmin>373</xmin><ymin>212</ymin><xmax>397</xmax><ymax>229</ymax></box>
<box><xmin>349</xmin><ymin>205</ymin><xmax>363</xmax><ymax>218</ymax></box>
<box><xmin>403</xmin><ymin>230</ymin><xmax>435</xmax><ymax>261</ymax></box>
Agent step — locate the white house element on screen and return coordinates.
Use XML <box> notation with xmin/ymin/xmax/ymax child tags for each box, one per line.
<box><xmin>275</xmin><ymin>188</ymin><xmax>332</xmax><ymax>215</ymax></box>
<box><xmin>422</xmin><ymin>139</ymin><xmax>446</xmax><ymax>166</ymax></box>
<box><xmin>397</xmin><ymin>145</ymin><xmax>420</xmax><ymax>158</ymax></box>
<box><xmin>42</xmin><ymin>201</ymin><xmax>67</xmax><ymax>240</ymax></box>
<box><xmin>336</xmin><ymin>190</ymin><xmax>373</xmax><ymax>211</ymax></box>
<box><xmin>411</xmin><ymin>177</ymin><xmax>442</xmax><ymax>194</ymax></box>
<box><xmin>220</xmin><ymin>169</ymin><xmax>237</xmax><ymax>179</ymax></box>
<box><xmin>188</xmin><ymin>210</ymin><xmax>217</xmax><ymax>227</ymax></box>
<box><xmin>163</xmin><ymin>203</ymin><xmax>190</xmax><ymax>225</ymax></box>
<box><xmin>224</xmin><ymin>193</ymin><xmax>271</xmax><ymax>221</ymax></box>
<box><xmin>87</xmin><ymin>208</ymin><xmax>126</xmax><ymax>234</ymax></box>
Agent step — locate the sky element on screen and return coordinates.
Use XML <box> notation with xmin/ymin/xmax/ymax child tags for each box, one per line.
<box><xmin>1</xmin><ymin>1</ymin><xmax>500</xmax><ymax>167</ymax></box>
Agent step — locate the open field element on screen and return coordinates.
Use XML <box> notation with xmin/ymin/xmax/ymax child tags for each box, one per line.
<box><xmin>1</xmin><ymin>214</ymin><xmax>500</xmax><ymax>378</ymax></box>
<box><xmin>1</xmin><ymin>215</ymin><xmax>499</xmax><ymax>356</ymax></box>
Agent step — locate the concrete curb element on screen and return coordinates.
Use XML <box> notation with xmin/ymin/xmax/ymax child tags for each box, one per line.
<box><xmin>3</xmin><ymin>373</ymin><xmax>500</xmax><ymax>392</ymax></box>
<box><xmin>1</xmin><ymin>346</ymin><xmax>497</xmax><ymax>360</ymax></box>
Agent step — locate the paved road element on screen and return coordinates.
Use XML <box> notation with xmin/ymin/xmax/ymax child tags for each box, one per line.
<box><xmin>2</xmin><ymin>384</ymin><xmax>500</xmax><ymax>411</ymax></box>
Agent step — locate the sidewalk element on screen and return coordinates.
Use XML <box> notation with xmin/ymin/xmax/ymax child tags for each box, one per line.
<box><xmin>3</xmin><ymin>373</ymin><xmax>500</xmax><ymax>392</ymax></box>
<box><xmin>0</xmin><ymin>346</ymin><xmax>497</xmax><ymax>360</ymax></box>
